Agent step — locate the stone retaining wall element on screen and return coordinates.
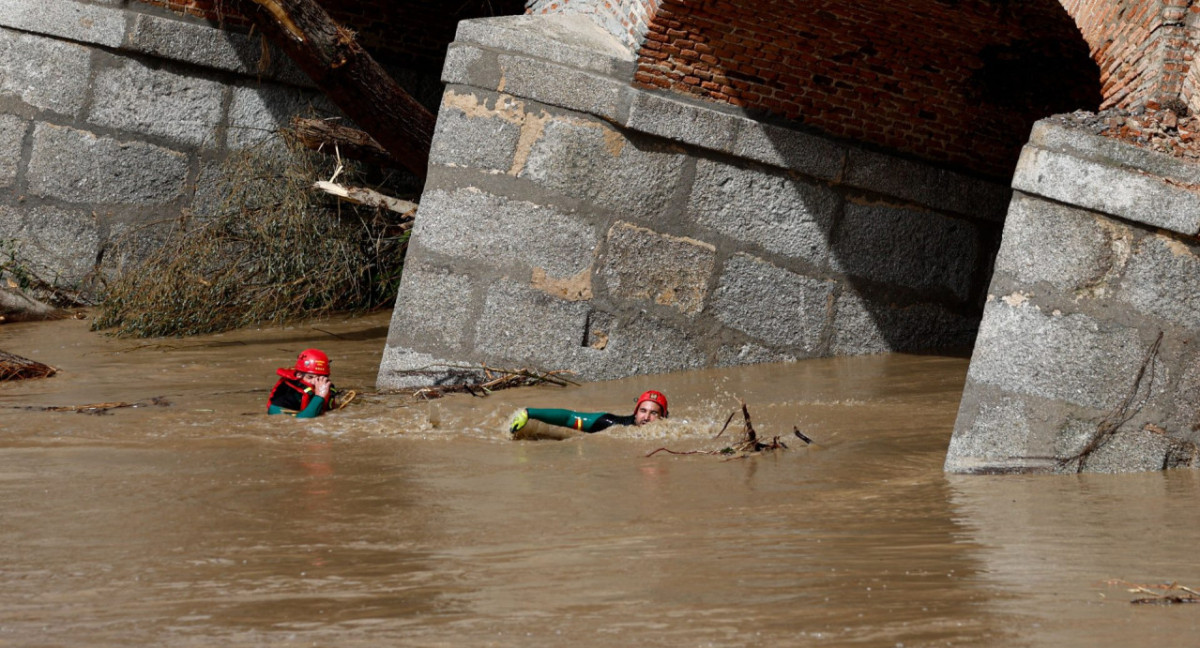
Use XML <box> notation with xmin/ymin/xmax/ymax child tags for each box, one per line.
<box><xmin>377</xmin><ymin>14</ymin><xmax>1012</xmax><ymax>388</ymax></box>
<box><xmin>946</xmin><ymin>118</ymin><xmax>1200</xmax><ymax>473</ymax></box>
<box><xmin>0</xmin><ymin>0</ymin><xmax>334</xmax><ymax>299</ymax></box>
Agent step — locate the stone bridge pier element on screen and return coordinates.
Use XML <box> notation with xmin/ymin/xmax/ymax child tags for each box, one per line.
<box><xmin>374</xmin><ymin>14</ymin><xmax>1011</xmax><ymax>388</ymax></box>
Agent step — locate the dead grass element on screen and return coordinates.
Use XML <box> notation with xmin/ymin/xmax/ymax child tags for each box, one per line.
<box><xmin>92</xmin><ymin>130</ymin><xmax>410</xmax><ymax>337</ymax></box>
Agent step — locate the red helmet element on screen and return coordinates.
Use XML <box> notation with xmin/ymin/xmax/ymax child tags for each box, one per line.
<box><xmin>294</xmin><ymin>349</ymin><xmax>331</xmax><ymax>376</ymax></box>
<box><xmin>635</xmin><ymin>390</ymin><xmax>668</xmax><ymax>417</ymax></box>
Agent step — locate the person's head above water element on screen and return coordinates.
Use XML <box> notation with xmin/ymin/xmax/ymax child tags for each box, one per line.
<box><xmin>291</xmin><ymin>348</ymin><xmax>332</xmax><ymax>386</ymax></box>
<box><xmin>634</xmin><ymin>390</ymin><xmax>668</xmax><ymax>425</ymax></box>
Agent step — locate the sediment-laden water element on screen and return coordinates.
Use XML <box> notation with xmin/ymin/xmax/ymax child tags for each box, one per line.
<box><xmin>1</xmin><ymin>313</ymin><xmax>1197</xmax><ymax>646</ymax></box>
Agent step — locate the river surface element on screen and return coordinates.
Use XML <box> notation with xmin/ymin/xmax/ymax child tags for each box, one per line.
<box><xmin>1</xmin><ymin>312</ymin><xmax>1198</xmax><ymax>647</ymax></box>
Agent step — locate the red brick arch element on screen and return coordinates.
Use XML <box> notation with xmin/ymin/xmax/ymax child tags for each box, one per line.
<box><xmin>633</xmin><ymin>0</ymin><xmax>1106</xmax><ymax>178</ymax></box>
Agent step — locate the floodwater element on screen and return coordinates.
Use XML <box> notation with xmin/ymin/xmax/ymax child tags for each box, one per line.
<box><xmin>1</xmin><ymin>312</ymin><xmax>1198</xmax><ymax>647</ymax></box>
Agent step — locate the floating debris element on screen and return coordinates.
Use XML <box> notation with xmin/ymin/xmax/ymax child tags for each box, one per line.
<box><xmin>14</xmin><ymin>396</ymin><xmax>170</xmax><ymax>415</ymax></box>
<box><xmin>411</xmin><ymin>366</ymin><xmax>577</xmax><ymax>400</ymax></box>
<box><xmin>1108</xmin><ymin>580</ymin><xmax>1200</xmax><ymax>605</ymax></box>
<box><xmin>646</xmin><ymin>400</ymin><xmax>813</xmax><ymax>460</ymax></box>
<box><xmin>0</xmin><ymin>349</ymin><xmax>56</xmax><ymax>382</ymax></box>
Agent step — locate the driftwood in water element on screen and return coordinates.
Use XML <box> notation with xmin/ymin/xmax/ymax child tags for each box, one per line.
<box><xmin>14</xmin><ymin>396</ymin><xmax>170</xmax><ymax>415</ymax></box>
<box><xmin>412</xmin><ymin>366</ymin><xmax>578</xmax><ymax>400</ymax></box>
<box><xmin>292</xmin><ymin>117</ymin><xmax>401</xmax><ymax>169</ymax></box>
<box><xmin>233</xmin><ymin>0</ymin><xmax>435</xmax><ymax>180</ymax></box>
<box><xmin>646</xmin><ymin>400</ymin><xmax>813</xmax><ymax>459</ymax></box>
<box><xmin>0</xmin><ymin>349</ymin><xmax>56</xmax><ymax>381</ymax></box>
<box><xmin>1108</xmin><ymin>579</ymin><xmax>1200</xmax><ymax>605</ymax></box>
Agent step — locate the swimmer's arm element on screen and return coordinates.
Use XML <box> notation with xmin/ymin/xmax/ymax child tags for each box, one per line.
<box><xmin>527</xmin><ymin>408</ymin><xmax>609</xmax><ymax>432</ymax></box>
<box><xmin>267</xmin><ymin>397</ymin><xmax>326</xmax><ymax>418</ymax></box>
<box><xmin>293</xmin><ymin>395</ymin><xmax>326</xmax><ymax>419</ymax></box>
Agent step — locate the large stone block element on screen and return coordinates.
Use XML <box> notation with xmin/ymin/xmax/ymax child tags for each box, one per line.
<box><xmin>0</xmin><ymin>114</ymin><xmax>27</xmax><ymax>188</ymax></box>
<box><xmin>0</xmin><ymin>204</ymin><xmax>101</xmax><ymax>284</ymax></box>
<box><xmin>966</xmin><ymin>298</ymin><xmax>1152</xmax><ymax>411</ymax></box>
<box><xmin>945</xmin><ymin>395</ymin><xmax>1037</xmax><ymax>469</ymax></box>
<box><xmin>1112</xmin><ymin>234</ymin><xmax>1200</xmax><ymax>330</ymax></box>
<box><xmin>27</xmin><ymin>123</ymin><xmax>188</xmax><ymax>204</ymax></box>
<box><xmin>625</xmin><ymin>92</ymin><xmax>738</xmax><ymax>153</ymax></box>
<box><xmin>833</xmin><ymin>202</ymin><xmax>978</xmax><ymax>301</ymax></box>
<box><xmin>89</xmin><ymin>58</ymin><xmax>225</xmax><ymax>147</ymax></box>
<box><xmin>844</xmin><ymin>147</ymin><xmax>1010</xmax><ymax>221</ymax></box>
<box><xmin>454</xmin><ymin>14</ymin><xmax>635</xmax><ymax>77</ymax></box>
<box><xmin>831</xmin><ymin>293</ymin><xmax>977</xmax><ymax>355</ymax></box>
<box><xmin>387</xmin><ymin>266</ymin><xmax>476</xmax><ymax>351</ymax></box>
<box><xmin>126</xmin><ymin>13</ymin><xmax>307</xmax><ymax>86</ymax></box>
<box><xmin>474</xmin><ymin>279</ymin><xmax>591</xmax><ymax>368</ymax></box>
<box><xmin>521</xmin><ymin>117</ymin><xmax>686</xmax><ymax>219</ymax></box>
<box><xmin>0</xmin><ymin>0</ymin><xmax>126</xmax><ymax>48</ymax></box>
<box><xmin>227</xmin><ymin>84</ymin><xmax>339</xmax><ymax>151</ymax></box>
<box><xmin>1013</xmin><ymin>145</ymin><xmax>1200</xmax><ymax>236</ymax></box>
<box><xmin>376</xmin><ymin>347</ymin><xmax>485</xmax><ymax>390</ymax></box>
<box><xmin>689</xmin><ymin>158</ymin><xmax>839</xmax><ymax>266</ymax></box>
<box><xmin>993</xmin><ymin>193</ymin><xmax>1124</xmax><ymax>294</ymax></box>
<box><xmin>414</xmin><ymin>187</ymin><xmax>599</xmax><ymax>279</ymax></box>
<box><xmin>428</xmin><ymin>90</ymin><xmax>523</xmax><ymax>172</ymax></box>
<box><xmin>0</xmin><ymin>27</ymin><xmax>91</xmax><ymax>116</ymax></box>
<box><xmin>600</xmin><ymin>222</ymin><xmax>716</xmax><ymax>316</ymax></box>
<box><xmin>497</xmin><ymin>52</ymin><xmax>634</xmax><ymax>121</ymax></box>
<box><xmin>711</xmin><ymin>254</ymin><xmax>833</xmax><ymax>352</ymax></box>
<box><xmin>733</xmin><ymin>120</ymin><xmax>845</xmax><ymax>182</ymax></box>
<box><xmin>575</xmin><ymin>311</ymin><xmax>707</xmax><ymax>379</ymax></box>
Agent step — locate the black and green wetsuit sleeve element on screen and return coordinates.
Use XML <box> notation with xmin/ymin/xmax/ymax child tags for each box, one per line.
<box><xmin>268</xmin><ymin>395</ymin><xmax>326</xmax><ymax>419</ymax></box>
<box><xmin>525</xmin><ymin>408</ymin><xmax>636</xmax><ymax>433</ymax></box>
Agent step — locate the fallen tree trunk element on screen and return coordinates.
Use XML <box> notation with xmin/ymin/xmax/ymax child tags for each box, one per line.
<box><xmin>292</xmin><ymin>116</ymin><xmax>401</xmax><ymax>169</ymax></box>
<box><xmin>0</xmin><ymin>349</ymin><xmax>56</xmax><ymax>381</ymax></box>
<box><xmin>0</xmin><ymin>286</ymin><xmax>62</xmax><ymax>323</ymax></box>
<box><xmin>234</xmin><ymin>0</ymin><xmax>435</xmax><ymax>180</ymax></box>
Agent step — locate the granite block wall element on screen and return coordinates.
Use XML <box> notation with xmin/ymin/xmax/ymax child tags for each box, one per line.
<box><xmin>946</xmin><ymin>119</ymin><xmax>1200</xmax><ymax>474</ymax></box>
<box><xmin>0</xmin><ymin>0</ymin><xmax>333</xmax><ymax>299</ymax></box>
<box><xmin>377</xmin><ymin>14</ymin><xmax>1012</xmax><ymax>388</ymax></box>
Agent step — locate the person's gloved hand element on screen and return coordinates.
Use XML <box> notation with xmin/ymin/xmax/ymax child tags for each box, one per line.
<box><xmin>509</xmin><ymin>408</ymin><xmax>529</xmax><ymax>434</ymax></box>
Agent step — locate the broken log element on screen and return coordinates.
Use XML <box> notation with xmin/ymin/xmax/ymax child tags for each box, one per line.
<box><xmin>313</xmin><ymin>180</ymin><xmax>418</xmax><ymax>216</ymax></box>
<box><xmin>0</xmin><ymin>284</ymin><xmax>64</xmax><ymax>323</ymax></box>
<box><xmin>234</xmin><ymin>0</ymin><xmax>435</xmax><ymax>180</ymax></box>
<box><xmin>0</xmin><ymin>349</ymin><xmax>56</xmax><ymax>381</ymax></box>
<box><xmin>292</xmin><ymin>116</ymin><xmax>402</xmax><ymax>169</ymax></box>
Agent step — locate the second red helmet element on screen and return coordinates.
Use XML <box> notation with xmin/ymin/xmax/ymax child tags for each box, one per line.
<box><xmin>636</xmin><ymin>390</ymin><xmax>668</xmax><ymax>417</ymax></box>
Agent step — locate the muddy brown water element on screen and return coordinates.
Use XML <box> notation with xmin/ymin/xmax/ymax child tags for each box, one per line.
<box><xmin>1</xmin><ymin>312</ymin><xmax>1199</xmax><ymax>647</ymax></box>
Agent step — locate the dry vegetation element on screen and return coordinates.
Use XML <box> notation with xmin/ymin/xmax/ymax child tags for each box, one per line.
<box><xmin>92</xmin><ymin>131</ymin><xmax>412</xmax><ymax>338</ymax></box>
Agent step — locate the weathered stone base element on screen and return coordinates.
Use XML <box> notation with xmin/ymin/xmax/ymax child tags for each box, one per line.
<box><xmin>946</xmin><ymin>119</ymin><xmax>1200</xmax><ymax>474</ymax></box>
<box><xmin>0</xmin><ymin>0</ymin><xmax>342</xmax><ymax>300</ymax></box>
<box><xmin>378</xmin><ymin>14</ymin><xmax>1011</xmax><ymax>389</ymax></box>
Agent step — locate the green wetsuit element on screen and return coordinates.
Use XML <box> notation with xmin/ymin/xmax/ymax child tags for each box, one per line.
<box><xmin>525</xmin><ymin>407</ymin><xmax>636</xmax><ymax>433</ymax></box>
<box><xmin>268</xmin><ymin>396</ymin><xmax>327</xmax><ymax>419</ymax></box>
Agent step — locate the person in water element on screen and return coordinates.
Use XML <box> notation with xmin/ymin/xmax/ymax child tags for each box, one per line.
<box><xmin>267</xmin><ymin>348</ymin><xmax>339</xmax><ymax>419</ymax></box>
<box><xmin>509</xmin><ymin>390</ymin><xmax>668</xmax><ymax>434</ymax></box>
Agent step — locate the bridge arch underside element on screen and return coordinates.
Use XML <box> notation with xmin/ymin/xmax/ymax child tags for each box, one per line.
<box><xmin>634</xmin><ymin>0</ymin><xmax>1102</xmax><ymax>179</ymax></box>
<box><xmin>376</xmin><ymin>4</ymin><xmax>1102</xmax><ymax>390</ymax></box>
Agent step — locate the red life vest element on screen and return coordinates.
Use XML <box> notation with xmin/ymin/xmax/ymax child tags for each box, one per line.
<box><xmin>267</xmin><ymin>368</ymin><xmax>335</xmax><ymax>414</ymax></box>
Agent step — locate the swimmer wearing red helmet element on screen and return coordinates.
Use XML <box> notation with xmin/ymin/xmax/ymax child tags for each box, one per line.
<box><xmin>509</xmin><ymin>390</ymin><xmax>668</xmax><ymax>434</ymax></box>
<box><xmin>267</xmin><ymin>349</ymin><xmax>339</xmax><ymax>418</ymax></box>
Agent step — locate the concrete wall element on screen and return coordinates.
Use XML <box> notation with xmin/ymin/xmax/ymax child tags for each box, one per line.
<box><xmin>376</xmin><ymin>14</ymin><xmax>1011</xmax><ymax>389</ymax></box>
<box><xmin>0</xmin><ymin>0</ymin><xmax>337</xmax><ymax>299</ymax></box>
<box><xmin>946</xmin><ymin>119</ymin><xmax>1200</xmax><ymax>474</ymax></box>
